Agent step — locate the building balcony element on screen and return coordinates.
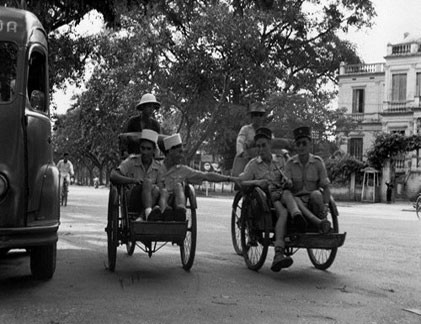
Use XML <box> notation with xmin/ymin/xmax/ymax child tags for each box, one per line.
<box><xmin>349</xmin><ymin>112</ymin><xmax>381</xmax><ymax>122</ymax></box>
<box><xmin>339</xmin><ymin>62</ymin><xmax>385</xmax><ymax>75</ymax></box>
<box><xmin>386</xmin><ymin>41</ymin><xmax>421</xmax><ymax>57</ymax></box>
<box><xmin>382</xmin><ymin>100</ymin><xmax>421</xmax><ymax>113</ymax></box>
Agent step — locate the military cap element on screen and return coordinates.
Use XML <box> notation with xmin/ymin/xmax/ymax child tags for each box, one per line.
<box><xmin>254</xmin><ymin>127</ymin><xmax>272</xmax><ymax>141</ymax></box>
<box><xmin>293</xmin><ymin>126</ymin><xmax>311</xmax><ymax>141</ymax></box>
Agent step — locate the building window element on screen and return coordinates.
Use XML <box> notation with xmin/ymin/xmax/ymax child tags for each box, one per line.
<box><xmin>352</xmin><ymin>88</ymin><xmax>364</xmax><ymax>113</ymax></box>
<box><xmin>391</xmin><ymin>73</ymin><xmax>407</xmax><ymax>103</ymax></box>
<box><xmin>416</xmin><ymin>72</ymin><xmax>421</xmax><ymax>97</ymax></box>
<box><xmin>391</xmin><ymin>129</ymin><xmax>405</xmax><ymax>135</ymax></box>
<box><xmin>349</xmin><ymin>138</ymin><xmax>363</xmax><ymax>160</ymax></box>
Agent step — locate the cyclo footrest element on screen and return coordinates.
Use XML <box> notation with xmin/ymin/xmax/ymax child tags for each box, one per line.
<box><xmin>284</xmin><ymin>232</ymin><xmax>346</xmax><ymax>249</ymax></box>
<box><xmin>130</xmin><ymin>221</ymin><xmax>187</xmax><ymax>244</ymax></box>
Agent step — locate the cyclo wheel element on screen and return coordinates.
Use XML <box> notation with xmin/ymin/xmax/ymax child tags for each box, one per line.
<box><xmin>120</xmin><ymin>186</ymin><xmax>135</xmax><ymax>256</ymax></box>
<box><xmin>231</xmin><ymin>191</ymin><xmax>243</xmax><ymax>256</ymax></box>
<box><xmin>307</xmin><ymin>197</ymin><xmax>339</xmax><ymax>270</ymax></box>
<box><xmin>180</xmin><ymin>185</ymin><xmax>197</xmax><ymax>271</ymax></box>
<box><xmin>416</xmin><ymin>195</ymin><xmax>421</xmax><ymax>220</ymax></box>
<box><xmin>240</xmin><ymin>187</ymin><xmax>270</xmax><ymax>271</ymax></box>
<box><xmin>106</xmin><ymin>184</ymin><xmax>119</xmax><ymax>272</ymax></box>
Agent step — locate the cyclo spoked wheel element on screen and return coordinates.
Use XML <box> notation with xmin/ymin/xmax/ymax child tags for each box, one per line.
<box><xmin>416</xmin><ymin>195</ymin><xmax>421</xmax><ymax>220</ymax></box>
<box><xmin>307</xmin><ymin>198</ymin><xmax>339</xmax><ymax>270</ymax></box>
<box><xmin>120</xmin><ymin>186</ymin><xmax>135</xmax><ymax>256</ymax></box>
<box><xmin>180</xmin><ymin>186</ymin><xmax>197</xmax><ymax>270</ymax></box>
<box><xmin>231</xmin><ymin>191</ymin><xmax>243</xmax><ymax>256</ymax></box>
<box><xmin>240</xmin><ymin>188</ymin><xmax>270</xmax><ymax>271</ymax></box>
<box><xmin>106</xmin><ymin>185</ymin><xmax>119</xmax><ymax>271</ymax></box>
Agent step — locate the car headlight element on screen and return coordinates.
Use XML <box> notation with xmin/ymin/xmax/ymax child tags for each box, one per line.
<box><xmin>0</xmin><ymin>174</ymin><xmax>9</xmax><ymax>198</ymax></box>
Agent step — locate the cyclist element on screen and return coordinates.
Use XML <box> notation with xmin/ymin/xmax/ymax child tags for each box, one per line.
<box><xmin>57</xmin><ymin>153</ymin><xmax>74</xmax><ymax>192</ymax></box>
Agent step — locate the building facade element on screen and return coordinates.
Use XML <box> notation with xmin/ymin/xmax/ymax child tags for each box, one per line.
<box><xmin>338</xmin><ymin>33</ymin><xmax>421</xmax><ymax>200</ymax></box>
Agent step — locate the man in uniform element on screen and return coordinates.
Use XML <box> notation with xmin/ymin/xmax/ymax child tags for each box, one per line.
<box><xmin>110</xmin><ymin>129</ymin><xmax>162</xmax><ymax>221</ymax></box>
<box><xmin>238</xmin><ymin>127</ymin><xmax>304</xmax><ymax>272</ymax></box>
<box><xmin>284</xmin><ymin>126</ymin><xmax>331</xmax><ymax>233</ymax></box>
<box><xmin>157</xmin><ymin>134</ymin><xmax>238</xmax><ymax>221</ymax></box>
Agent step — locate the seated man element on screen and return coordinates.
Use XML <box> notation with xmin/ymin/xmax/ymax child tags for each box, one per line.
<box><xmin>238</xmin><ymin>127</ymin><xmax>304</xmax><ymax>272</ymax></box>
<box><xmin>110</xmin><ymin>129</ymin><xmax>162</xmax><ymax>221</ymax></box>
<box><xmin>284</xmin><ymin>126</ymin><xmax>331</xmax><ymax>233</ymax></box>
<box><xmin>157</xmin><ymin>134</ymin><xmax>238</xmax><ymax>221</ymax></box>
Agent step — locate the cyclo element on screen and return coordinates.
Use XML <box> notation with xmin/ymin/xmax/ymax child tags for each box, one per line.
<box><xmin>0</xmin><ymin>8</ymin><xmax>60</xmax><ymax>279</ymax></box>
<box><xmin>230</xmin><ymin>139</ymin><xmax>346</xmax><ymax>271</ymax></box>
<box><xmin>105</xmin><ymin>133</ymin><xmax>197</xmax><ymax>271</ymax></box>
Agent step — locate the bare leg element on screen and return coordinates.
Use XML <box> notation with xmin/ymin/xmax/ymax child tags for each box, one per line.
<box><xmin>308</xmin><ymin>190</ymin><xmax>325</xmax><ymax>218</ymax></box>
<box><xmin>295</xmin><ymin>197</ymin><xmax>330</xmax><ymax>233</ymax></box>
<box><xmin>294</xmin><ymin>197</ymin><xmax>320</xmax><ymax>225</ymax></box>
<box><xmin>271</xmin><ymin>201</ymin><xmax>293</xmax><ymax>271</ymax></box>
<box><xmin>174</xmin><ymin>182</ymin><xmax>186</xmax><ymax>209</ymax></box>
<box><xmin>174</xmin><ymin>183</ymin><xmax>187</xmax><ymax>221</ymax></box>
<box><xmin>141</xmin><ymin>179</ymin><xmax>153</xmax><ymax>215</ymax></box>
<box><xmin>158</xmin><ymin>188</ymin><xmax>169</xmax><ymax>211</ymax></box>
<box><xmin>281</xmin><ymin>190</ymin><xmax>301</xmax><ymax>217</ymax></box>
<box><xmin>273</xmin><ymin>201</ymin><xmax>288</xmax><ymax>249</ymax></box>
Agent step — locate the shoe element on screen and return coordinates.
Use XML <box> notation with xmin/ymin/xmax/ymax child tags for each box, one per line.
<box><xmin>319</xmin><ymin>218</ymin><xmax>331</xmax><ymax>234</ymax></box>
<box><xmin>271</xmin><ymin>249</ymin><xmax>293</xmax><ymax>272</ymax></box>
<box><xmin>162</xmin><ymin>207</ymin><xmax>174</xmax><ymax>221</ymax></box>
<box><xmin>147</xmin><ymin>206</ymin><xmax>162</xmax><ymax>221</ymax></box>
<box><xmin>174</xmin><ymin>206</ymin><xmax>186</xmax><ymax>221</ymax></box>
<box><xmin>135</xmin><ymin>216</ymin><xmax>145</xmax><ymax>222</ymax></box>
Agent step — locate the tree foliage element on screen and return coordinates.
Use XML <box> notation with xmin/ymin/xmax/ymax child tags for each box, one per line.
<box><xmin>325</xmin><ymin>154</ymin><xmax>366</xmax><ymax>184</ymax></box>
<box><xmin>367</xmin><ymin>133</ymin><xmax>421</xmax><ymax>170</ymax></box>
<box><xmin>5</xmin><ymin>0</ymin><xmax>376</xmax><ymax>174</ymax></box>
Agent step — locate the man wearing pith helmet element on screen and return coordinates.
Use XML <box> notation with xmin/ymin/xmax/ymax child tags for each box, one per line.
<box><xmin>126</xmin><ymin>93</ymin><xmax>162</xmax><ymax>154</ymax></box>
<box><xmin>285</xmin><ymin>126</ymin><xmax>332</xmax><ymax>234</ymax></box>
<box><xmin>231</xmin><ymin>102</ymin><xmax>266</xmax><ymax>176</ymax></box>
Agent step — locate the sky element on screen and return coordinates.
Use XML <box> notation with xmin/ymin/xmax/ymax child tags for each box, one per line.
<box><xmin>53</xmin><ymin>1</ymin><xmax>421</xmax><ymax>114</ymax></box>
<box><xmin>342</xmin><ymin>0</ymin><xmax>421</xmax><ymax>63</ymax></box>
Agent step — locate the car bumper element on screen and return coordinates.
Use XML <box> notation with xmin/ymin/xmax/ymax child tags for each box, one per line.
<box><xmin>0</xmin><ymin>223</ymin><xmax>59</xmax><ymax>249</ymax></box>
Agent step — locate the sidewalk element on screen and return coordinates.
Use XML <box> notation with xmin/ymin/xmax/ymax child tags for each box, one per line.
<box><xmin>336</xmin><ymin>200</ymin><xmax>415</xmax><ymax>212</ymax></box>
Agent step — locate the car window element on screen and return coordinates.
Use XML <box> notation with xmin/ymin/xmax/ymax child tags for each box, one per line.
<box><xmin>0</xmin><ymin>42</ymin><xmax>17</xmax><ymax>103</ymax></box>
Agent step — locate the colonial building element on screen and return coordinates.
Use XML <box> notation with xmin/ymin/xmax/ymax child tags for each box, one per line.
<box><xmin>338</xmin><ymin>33</ymin><xmax>421</xmax><ymax>200</ymax></box>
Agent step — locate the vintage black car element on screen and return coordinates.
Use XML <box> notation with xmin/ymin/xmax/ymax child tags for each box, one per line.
<box><xmin>0</xmin><ymin>7</ymin><xmax>60</xmax><ymax>279</ymax></box>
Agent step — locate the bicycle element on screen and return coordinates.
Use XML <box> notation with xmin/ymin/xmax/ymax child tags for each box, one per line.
<box><xmin>61</xmin><ymin>177</ymin><xmax>68</xmax><ymax>207</ymax></box>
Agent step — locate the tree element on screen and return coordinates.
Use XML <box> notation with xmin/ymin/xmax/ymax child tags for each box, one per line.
<box><xmin>366</xmin><ymin>133</ymin><xmax>421</xmax><ymax>170</ymax></box>
<box><xmin>50</xmin><ymin>0</ymin><xmax>376</xmax><ymax>171</ymax></box>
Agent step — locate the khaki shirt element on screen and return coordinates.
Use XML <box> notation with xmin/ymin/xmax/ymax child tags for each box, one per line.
<box><xmin>158</xmin><ymin>164</ymin><xmax>208</xmax><ymax>193</ymax></box>
<box><xmin>239</xmin><ymin>155</ymin><xmax>284</xmax><ymax>186</ymax></box>
<box><xmin>284</xmin><ymin>154</ymin><xmax>330</xmax><ymax>195</ymax></box>
<box><xmin>236</xmin><ymin>124</ymin><xmax>255</xmax><ymax>157</ymax></box>
<box><xmin>118</xmin><ymin>155</ymin><xmax>161</xmax><ymax>184</ymax></box>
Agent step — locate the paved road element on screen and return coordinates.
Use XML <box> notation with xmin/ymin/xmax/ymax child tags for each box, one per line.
<box><xmin>1</xmin><ymin>186</ymin><xmax>421</xmax><ymax>324</ymax></box>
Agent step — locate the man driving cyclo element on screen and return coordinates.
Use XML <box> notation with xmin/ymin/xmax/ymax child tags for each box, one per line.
<box><xmin>237</xmin><ymin>126</ymin><xmax>331</xmax><ymax>272</ymax></box>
